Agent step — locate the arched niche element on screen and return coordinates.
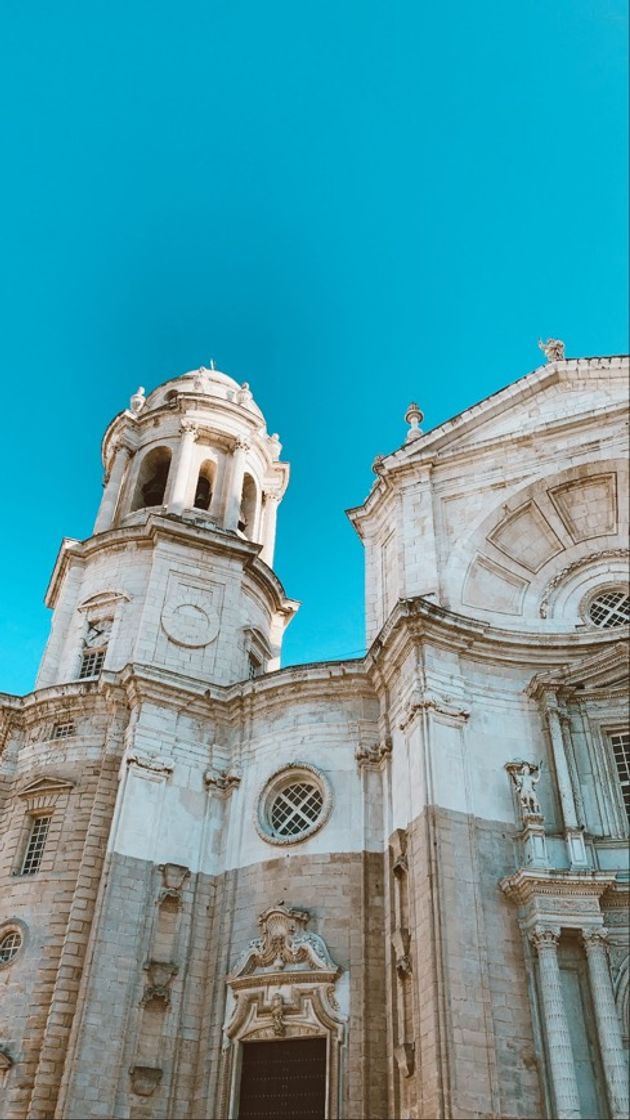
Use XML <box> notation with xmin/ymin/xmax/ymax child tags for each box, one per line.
<box><xmin>220</xmin><ymin>904</ymin><xmax>346</xmax><ymax>1119</ymax></box>
<box><xmin>239</xmin><ymin>473</ymin><xmax>258</xmax><ymax>539</ymax></box>
<box><xmin>193</xmin><ymin>459</ymin><xmax>215</xmax><ymax>512</ymax></box>
<box><xmin>130</xmin><ymin>446</ymin><xmax>172</xmax><ymax>512</ymax></box>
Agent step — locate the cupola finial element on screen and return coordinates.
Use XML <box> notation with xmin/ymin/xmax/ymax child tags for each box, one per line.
<box><xmin>404</xmin><ymin>401</ymin><xmax>424</xmax><ymax>442</ymax></box>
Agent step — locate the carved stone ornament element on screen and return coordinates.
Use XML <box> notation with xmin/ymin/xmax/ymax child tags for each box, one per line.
<box><xmin>231</xmin><ymin>904</ymin><xmax>338</xmax><ymax>978</ymax></box>
<box><xmin>539</xmin><ymin>548</ymin><xmax>629</xmax><ymax>617</ymax></box>
<box><xmin>129</xmin><ymin>386</ymin><xmax>146</xmax><ymax>414</ymax></box>
<box><xmin>129</xmin><ymin>1065</ymin><xmax>162</xmax><ymax>1097</ymax></box>
<box><xmin>127</xmin><ymin>752</ymin><xmax>174</xmax><ymax>778</ymax></box>
<box><xmin>392</xmin><ymin>928</ymin><xmax>413</xmax><ymax>977</ymax></box>
<box><xmin>394</xmin><ymin>1042</ymin><xmax>415</xmax><ymax>1079</ymax></box>
<box><xmin>505</xmin><ymin>759</ymin><xmax>543</xmax><ymax>820</ymax></box>
<box><xmin>0</xmin><ymin>1046</ymin><xmax>13</xmax><ymax>1072</ymax></box>
<box><xmin>141</xmin><ymin>960</ymin><xmax>179</xmax><ymax>1008</ymax></box>
<box><xmin>582</xmin><ymin>927</ymin><xmax>610</xmax><ymax>954</ymax></box>
<box><xmin>158</xmin><ymin>863</ymin><xmax>190</xmax><ymax>909</ymax></box>
<box><xmin>399</xmin><ymin>689</ymin><xmax>470</xmax><ymax>731</ymax></box>
<box><xmin>355</xmin><ymin>737</ymin><xmax>392</xmax><ymax>770</ymax></box>
<box><xmin>529</xmin><ymin>924</ymin><xmax>561</xmax><ymax>952</ymax></box>
<box><xmin>538</xmin><ymin>337</ymin><xmax>565</xmax><ymax>362</ymax></box>
<box><xmin>222</xmin><ymin>903</ymin><xmax>346</xmax><ymax>1119</ymax></box>
<box><xmin>391</xmin><ymin>828</ymin><xmax>408</xmax><ymax>877</ymax></box>
<box><xmin>204</xmin><ymin>768</ymin><xmax>242</xmax><ymax>796</ymax></box>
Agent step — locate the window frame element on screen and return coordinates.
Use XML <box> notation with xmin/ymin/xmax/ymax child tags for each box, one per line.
<box><xmin>255</xmin><ymin>763</ymin><xmax>332</xmax><ymax>846</ymax></box>
<box><xmin>20</xmin><ymin>813</ymin><xmax>53</xmax><ymax>876</ymax></box>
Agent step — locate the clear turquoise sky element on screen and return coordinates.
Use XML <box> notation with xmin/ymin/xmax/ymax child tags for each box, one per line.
<box><xmin>0</xmin><ymin>1</ymin><xmax>627</xmax><ymax>694</ymax></box>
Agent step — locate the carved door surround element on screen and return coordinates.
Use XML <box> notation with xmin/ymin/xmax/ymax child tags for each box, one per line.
<box><xmin>220</xmin><ymin>903</ymin><xmax>346</xmax><ymax>1119</ymax></box>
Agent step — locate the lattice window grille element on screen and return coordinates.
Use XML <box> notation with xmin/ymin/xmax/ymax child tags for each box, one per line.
<box><xmin>609</xmin><ymin>731</ymin><xmax>630</xmax><ymax>825</ymax></box>
<box><xmin>0</xmin><ymin>930</ymin><xmax>22</xmax><ymax>963</ymax></box>
<box><xmin>52</xmin><ymin>721</ymin><xmax>76</xmax><ymax>740</ymax></box>
<box><xmin>588</xmin><ymin>591</ymin><xmax>630</xmax><ymax>629</ymax></box>
<box><xmin>78</xmin><ymin>649</ymin><xmax>105</xmax><ymax>680</ymax></box>
<box><xmin>248</xmin><ymin>654</ymin><xmax>261</xmax><ymax>680</ymax></box>
<box><xmin>270</xmin><ymin>782</ymin><xmax>324</xmax><ymax>837</ymax></box>
<box><xmin>21</xmin><ymin>815</ymin><xmax>51</xmax><ymax>875</ymax></box>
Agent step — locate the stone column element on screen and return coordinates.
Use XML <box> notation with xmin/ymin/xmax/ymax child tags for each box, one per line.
<box><xmin>260</xmin><ymin>491</ymin><xmax>279</xmax><ymax>566</ymax></box>
<box><xmin>543</xmin><ymin>694</ymin><xmax>587</xmax><ymax>867</ymax></box>
<box><xmin>93</xmin><ymin>442</ymin><xmax>132</xmax><ymax>533</ymax></box>
<box><xmin>224</xmin><ymin>438</ymin><xmax>249</xmax><ymax>531</ymax></box>
<box><xmin>167</xmin><ymin>421</ymin><xmax>198</xmax><ymax>515</ymax></box>
<box><xmin>582</xmin><ymin>929</ymin><xmax>629</xmax><ymax>1120</ymax></box>
<box><xmin>530</xmin><ymin>925</ymin><xmax>581</xmax><ymax>1120</ymax></box>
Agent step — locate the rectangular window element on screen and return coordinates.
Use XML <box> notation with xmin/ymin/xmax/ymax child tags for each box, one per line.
<box><xmin>248</xmin><ymin>653</ymin><xmax>261</xmax><ymax>680</ymax></box>
<box><xmin>78</xmin><ymin>649</ymin><xmax>105</xmax><ymax>680</ymax></box>
<box><xmin>21</xmin><ymin>815</ymin><xmax>52</xmax><ymax>875</ymax></box>
<box><xmin>52</xmin><ymin>720</ymin><xmax>76</xmax><ymax>740</ymax></box>
<box><xmin>609</xmin><ymin>730</ymin><xmax>630</xmax><ymax>825</ymax></box>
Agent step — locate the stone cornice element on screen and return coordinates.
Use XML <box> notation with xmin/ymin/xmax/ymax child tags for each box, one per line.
<box><xmin>44</xmin><ymin>515</ymin><xmax>296</xmax><ymax>617</ymax></box>
<box><xmin>500</xmin><ymin>867</ymin><xmax>617</xmax><ymax>906</ymax></box>
<box><xmin>364</xmin><ymin>595</ymin><xmax>622</xmax><ymax>685</ymax></box>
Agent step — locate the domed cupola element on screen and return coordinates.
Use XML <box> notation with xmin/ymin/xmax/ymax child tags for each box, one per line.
<box><xmin>94</xmin><ymin>365</ymin><xmax>287</xmax><ymax>566</ymax></box>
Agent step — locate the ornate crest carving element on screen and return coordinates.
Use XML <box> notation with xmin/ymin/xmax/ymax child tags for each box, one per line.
<box><xmin>129</xmin><ymin>1065</ymin><xmax>162</xmax><ymax>1097</ymax></box>
<box><xmin>231</xmin><ymin>904</ymin><xmax>338</xmax><ymax>979</ymax></box>
<box><xmin>157</xmin><ymin>863</ymin><xmax>190</xmax><ymax>910</ymax></box>
<box><xmin>140</xmin><ymin>960</ymin><xmax>179</xmax><ymax>1008</ymax></box>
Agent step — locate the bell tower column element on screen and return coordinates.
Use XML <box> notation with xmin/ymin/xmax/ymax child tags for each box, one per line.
<box><xmin>168</xmin><ymin>420</ymin><xmax>199</xmax><ymax>516</ymax></box>
<box><xmin>224</xmin><ymin>437</ymin><xmax>249</xmax><ymax>531</ymax></box>
<box><xmin>260</xmin><ymin>491</ymin><xmax>280</xmax><ymax>566</ymax></box>
<box><xmin>93</xmin><ymin>442</ymin><xmax>133</xmax><ymax>534</ymax></box>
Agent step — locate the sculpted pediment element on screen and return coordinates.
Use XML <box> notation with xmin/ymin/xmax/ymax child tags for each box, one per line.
<box><xmin>230</xmin><ymin>904</ymin><xmax>339</xmax><ymax>986</ymax></box>
<box><xmin>18</xmin><ymin>776</ymin><xmax>75</xmax><ymax>799</ymax></box>
<box><xmin>395</xmin><ymin>358</ymin><xmax>628</xmax><ymax>464</ymax></box>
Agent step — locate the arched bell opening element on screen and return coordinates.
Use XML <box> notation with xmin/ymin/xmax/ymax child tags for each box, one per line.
<box><xmin>239</xmin><ymin>473</ymin><xmax>258</xmax><ymax>539</ymax></box>
<box><xmin>131</xmin><ymin>447</ymin><xmax>172</xmax><ymax>512</ymax></box>
<box><xmin>193</xmin><ymin>460</ymin><xmax>215</xmax><ymax>512</ymax></box>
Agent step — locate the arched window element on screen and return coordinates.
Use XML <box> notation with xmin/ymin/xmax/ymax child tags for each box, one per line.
<box><xmin>131</xmin><ymin>447</ymin><xmax>172</xmax><ymax>511</ymax></box>
<box><xmin>194</xmin><ymin>460</ymin><xmax>215</xmax><ymax>511</ymax></box>
<box><xmin>239</xmin><ymin>473</ymin><xmax>257</xmax><ymax>539</ymax></box>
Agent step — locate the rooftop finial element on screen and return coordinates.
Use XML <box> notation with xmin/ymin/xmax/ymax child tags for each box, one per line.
<box><xmin>129</xmin><ymin>386</ymin><xmax>146</xmax><ymax>415</ymax></box>
<box><xmin>209</xmin><ymin>359</ymin><xmax>216</xmax><ymax>371</ymax></box>
<box><xmin>404</xmin><ymin>402</ymin><xmax>424</xmax><ymax>442</ymax></box>
<box><xmin>538</xmin><ymin>337</ymin><xmax>565</xmax><ymax>362</ymax></box>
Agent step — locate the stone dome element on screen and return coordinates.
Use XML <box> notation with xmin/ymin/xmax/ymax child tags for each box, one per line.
<box><xmin>144</xmin><ymin>366</ymin><xmax>263</xmax><ymax>418</ymax></box>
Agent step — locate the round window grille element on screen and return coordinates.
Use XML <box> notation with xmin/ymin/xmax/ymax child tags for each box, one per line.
<box><xmin>0</xmin><ymin>930</ymin><xmax>22</xmax><ymax>964</ymax></box>
<box><xmin>270</xmin><ymin>782</ymin><xmax>324</xmax><ymax>837</ymax></box>
<box><xmin>588</xmin><ymin>590</ymin><xmax>630</xmax><ymax>629</ymax></box>
<box><xmin>257</xmin><ymin>764</ymin><xmax>332</xmax><ymax>845</ymax></box>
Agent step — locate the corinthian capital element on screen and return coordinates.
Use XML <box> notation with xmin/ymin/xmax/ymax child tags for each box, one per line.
<box><xmin>529</xmin><ymin>924</ymin><xmax>561</xmax><ymax>952</ymax></box>
<box><xmin>180</xmin><ymin>419</ymin><xmax>199</xmax><ymax>439</ymax></box>
<box><xmin>582</xmin><ymin>927</ymin><xmax>609</xmax><ymax>954</ymax></box>
<box><xmin>234</xmin><ymin>436</ymin><xmax>250</xmax><ymax>452</ymax></box>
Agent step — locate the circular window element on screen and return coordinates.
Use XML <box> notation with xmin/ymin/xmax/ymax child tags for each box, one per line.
<box><xmin>257</xmin><ymin>764</ymin><xmax>332</xmax><ymax>845</ymax></box>
<box><xmin>587</xmin><ymin>589</ymin><xmax>630</xmax><ymax>629</ymax></box>
<box><xmin>0</xmin><ymin>929</ymin><xmax>22</xmax><ymax>965</ymax></box>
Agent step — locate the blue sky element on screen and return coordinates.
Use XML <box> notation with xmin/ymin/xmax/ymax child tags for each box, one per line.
<box><xmin>0</xmin><ymin>1</ymin><xmax>627</xmax><ymax>694</ymax></box>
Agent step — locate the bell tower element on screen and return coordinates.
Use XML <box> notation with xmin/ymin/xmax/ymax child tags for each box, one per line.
<box><xmin>36</xmin><ymin>365</ymin><xmax>297</xmax><ymax>690</ymax></box>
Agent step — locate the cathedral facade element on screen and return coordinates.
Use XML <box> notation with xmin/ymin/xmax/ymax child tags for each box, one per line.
<box><xmin>0</xmin><ymin>350</ymin><xmax>628</xmax><ymax>1120</ymax></box>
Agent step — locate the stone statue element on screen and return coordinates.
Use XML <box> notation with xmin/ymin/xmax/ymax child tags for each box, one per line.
<box><xmin>507</xmin><ymin>760</ymin><xmax>543</xmax><ymax>817</ymax></box>
<box><xmin>129</xmin><ymin>386</ymin><xmax>146</xmax><ymax>414</ymax></box>
<box><xmin>538</xmin><ymin>337</ymin><xmax>565</xmax><ymax>362</ymax></box>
